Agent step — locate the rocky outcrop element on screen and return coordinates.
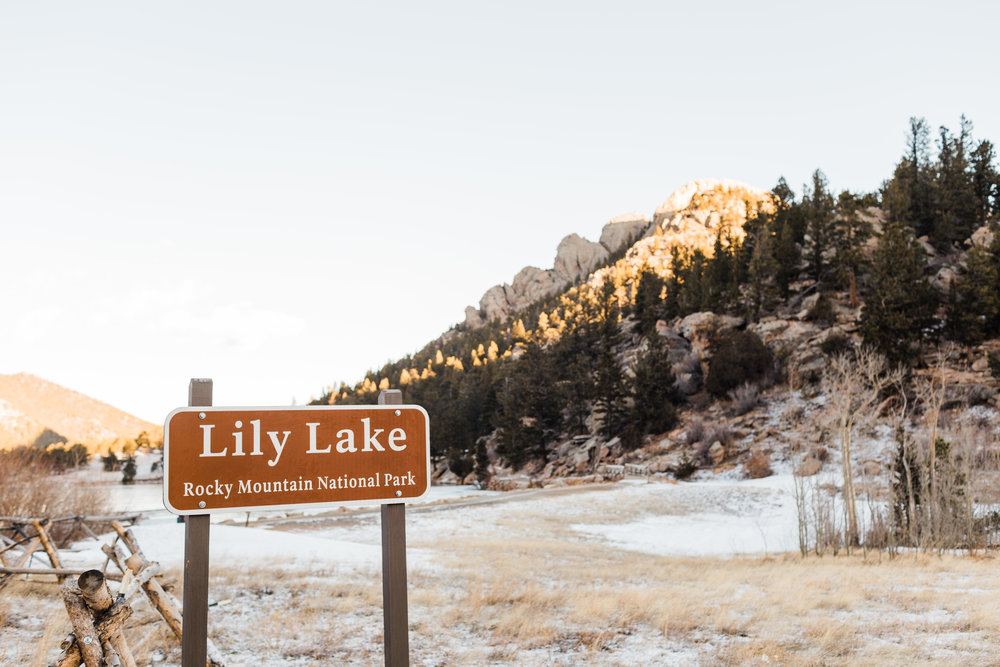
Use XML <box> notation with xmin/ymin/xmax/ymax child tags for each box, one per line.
<box><xmin>599</xmin><ymin>213</ymin><xmax>651</xmax><ymax>255</ymax></box>
<box><xmin>677</xmin><ymin>312</ymin><xmax>744</xmax><ymax>359</ymax></box>
<box><xmin>553</xmin><ymin>234</ymin><xmax>610</xmax><ymax>283</ymax></box>
<box><xmin>464</xmin><ymin>215</ymin><xmax>645</xmax><ymax>327</ymax></box>
<box><xmin>463</xmin><ymin>180</ymin><xmax>770</xmax><ymax>329</ymax></box>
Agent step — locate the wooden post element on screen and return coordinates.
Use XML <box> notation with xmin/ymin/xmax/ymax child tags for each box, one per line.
<box><xmin>378</xmin><ymin>389</ymin><xmax>409</xmax><ymax>667</ymax></box>
<box><xmin>183</xmin><ymin>378</ymin><xmax>212</xmax><ymax>667</ymax></box>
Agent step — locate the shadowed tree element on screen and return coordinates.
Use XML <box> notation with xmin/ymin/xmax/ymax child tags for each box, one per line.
<box><xmin>859</xmin><ymin>222</ymin><xmax>938</xmax><ymax>365</ymax></box>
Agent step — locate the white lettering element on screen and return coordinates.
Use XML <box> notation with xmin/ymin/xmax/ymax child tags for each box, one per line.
<box><xmin>388</xmin><ymin>427</ymin><xmax>407</xmax><ymax>451</ymax></box>
<box><xmin>199</xmin><ymin>424</ymin><xmax>225</xmax><ymax>457</ymax></box>
<box><xmin>232</xmin><ymin>420</ymin><xmax>245</xmax><ymax>456</ymax></box>
<box><xmin>306</xmin><ymin>422</ymin><xmax>330</xmax><ymax>453</ymax></box>
<box><xmin>336</xmin><ymin>428</ymin><xmax>356</xmax><ymax>453</ymax></box>
<box><xmin>361</xmin><ymin>418</ymin><xmax>384</xmax><ymax>452</ymax></box>
<box><xmin>266</xmin><ymin>430</ymin><xmax>290</xmax><ymax>467</ymax></box>
<box><xmin>250</xmin><ymin>419</ymin><xmax>262</xmax><ymax>456</ymax></box>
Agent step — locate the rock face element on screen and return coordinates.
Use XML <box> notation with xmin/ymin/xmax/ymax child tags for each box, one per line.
<box><xmin>553</xmin><ymin>234</ymin><xmax>610</xmax><ymax>283</ymax></box>
<box><xmin>677</xmin><ymin>312</ymin><xmax>744</xmax><ymax>359</ymax></box>
<box><xmin>463</xmin><ymin>180</ymin><xmax>769</xmax><ymax>328</ymax></box>
<box><xmin>599</xmin><ymin>213</ymin><xmax>651</xmax><ymax>255</ymax></box>
<box><xmin>464</xmin><ymin>213</ymin><xmax>650</xmax><ymax>327</ymax></box>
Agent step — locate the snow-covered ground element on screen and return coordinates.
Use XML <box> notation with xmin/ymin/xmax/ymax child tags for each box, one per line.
<box><xmin>8</xmin><ymin>427</ymin><xmax>1000</xmax><ymax>666</ymax></box>
<box><xmin>58</xmin><ymin>474</ymin><xmax>799</xmax><ymax>575</ymax></box>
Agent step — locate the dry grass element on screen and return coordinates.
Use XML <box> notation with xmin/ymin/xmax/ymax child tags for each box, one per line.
<box><xmin>5</xmin><ymin>488</ymin><xmax>1000</xmax><ymax>665</ymax></box>
<box><xmin>7</xmin><ymin>548</ymin><xmax>1000</xmax><ymax>665</ymax></box>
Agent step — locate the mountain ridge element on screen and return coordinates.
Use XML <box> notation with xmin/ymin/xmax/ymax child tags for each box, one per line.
<box><xmin>0</xmin><ymin>372</ymin><xmax>158</xmax><ymax>450</ymax></box>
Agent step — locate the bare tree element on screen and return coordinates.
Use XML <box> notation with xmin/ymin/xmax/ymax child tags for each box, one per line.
<box><xmin>914</xmin><ymin>344</ymin><xmax>954</xmax><ymax>524</ymax></box>
<box><xmin>823</xmin><ymin>348</ymin><xmax>903</xmax><ymax>547</ymax></box>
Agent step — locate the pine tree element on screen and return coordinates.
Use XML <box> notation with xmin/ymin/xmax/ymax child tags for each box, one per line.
<box><xmin>803</xmin><ymin>169</ymin><xmax>836</xmax><ymax>287</ymax></box>
<box><xmin>629</xmin><ymin>333</ymin><xmax>677</xmax><ymax>435</ymax></box>
<box><xmin>859</xmin><ymin>223</ymin><xmax>939</xmax><ymax>365</ymax></box>
<box><xmin>494</xmin><ymin>342</ymin><xmax>561</xmax><ymax>467</ymax></box>
<box><xmin>935</xmin><ymin>118</ymin><xmax>978</xmax><ymax>245</ymax></box>
<box><xmin>970</xmin><ymin>139</ymin><xmax>999</xmax><ymax>225</ymax></box>
<box><xmin>833</xmin><ymin>190</ymin><xmax>873</xmax><ymax>308</ymax></box>
<box><xmin>705</xmin><ymin>229</ymin><xmax>737</xmax><ymax>312</ymax></box>
<box><xmin>676</xmin><ymin>249</ymin><xmax>707</xmax><ymax>315</ymax></box>
<box><xmin>633</xmin><ymin>266</ymin><xmax>665</xmax><ymax>336</ymax></box>
<box><xmin>746</xmin><ymin>221</ymin><xmax>778</xmax><ymax>321</ymax></box>
<box><xmin>883</xmin><ymin>118</ymin><xmax>935</xmax><ymax>235</ymax></box>
<box><xmin>594</xmin><ymin>280</ymin><xmax>628</xmax><ymax>440</ymax></box>
<box><xmin>945</xmin><ymin>233</ymin><xmax>1000</xmax><ymax>344</ymax></box>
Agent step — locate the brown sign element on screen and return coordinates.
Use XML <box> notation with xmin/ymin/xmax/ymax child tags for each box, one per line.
<box><xmin>163</xmin><ymin>405</ymin><xmax>430</xmax><ymax>514</ymax></box>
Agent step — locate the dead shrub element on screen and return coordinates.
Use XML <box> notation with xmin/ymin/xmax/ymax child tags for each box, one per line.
<box><xmin>728</xmin><ymin>382</ymin><xmax>761</xmax><ymax>416</ymax></box>
<box><xmin>685</xmin><ymin>418</ymin><xmax>705</xmax><ymax>446</ymax></box>
<box><xmin>744</xmin><ymin>451</ymin><xmax>773</xmax><ymax>479</ymax></box>
<box><xmin>704</xmin><ymin>421</ymin><xmax>734</xmax><ymax>448</ymax></box>
<box><xmin>0</xmin><ymin>451</ymin><xmax>108</xmax><ymax>519</ymax></box>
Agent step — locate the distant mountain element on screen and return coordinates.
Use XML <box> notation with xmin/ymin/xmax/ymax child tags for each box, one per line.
<box><xmin>0</xmin><ymin>373</ymin><xmax>157</xmax><ymax>450</ymax></box>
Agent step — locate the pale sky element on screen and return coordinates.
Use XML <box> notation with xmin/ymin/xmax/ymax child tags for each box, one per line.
<box><xmin>2</xmin><ymin>1</ymin><xmax>998</xmax><ymax>423</ymax></box>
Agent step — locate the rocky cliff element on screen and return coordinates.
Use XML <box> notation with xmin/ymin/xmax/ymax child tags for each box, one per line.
<box><xmin>463</xmin><ymin>180</ymin><xmax>768</xmax><ymax>328</ymax></box>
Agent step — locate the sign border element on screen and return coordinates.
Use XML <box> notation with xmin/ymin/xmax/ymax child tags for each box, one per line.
<box><xmin>162</xmin><ymin>404</ymin><xmax>432</xmax><ymax>515</ymax></box>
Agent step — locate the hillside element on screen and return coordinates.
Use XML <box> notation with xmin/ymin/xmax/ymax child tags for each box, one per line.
<box><xmin>0</xmin><ymin>372</ymin><xmax>158</xmax><ymax>450</ymax></box>
<box><xmin>312</xmin><ymin>117</ymin><xmax>1000</xmax><ymax>503</ymax></box>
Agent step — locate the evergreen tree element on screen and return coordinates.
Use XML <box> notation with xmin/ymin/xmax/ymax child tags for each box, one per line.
<box><xmin>971</xmin><ymin>139</ymin><xmax>999</xmax><ymax>225</ymax></box>
<box><xmin>633</xmin><ymin>266</ymin><xmax>665</xmax><ymax>336</ymax></box>
<box><xmin>553</xmin><ymin>325</ymin><xmax>599</xmax><ymax>434</ymax></box>
<box><xmin>594</xmin><ymin>280</ymin><xmax>629</xmax><ymax>439</ymax></box>
<box><xmin>945</xmin><ymin>232</ymin><xmax>1000</xmax><ymax>344</ymax></box>
<box><xmin>883</xmin><ymin>117</ymin><xmax>937</xmax><ymax>239</ymax></box>
<box><xmin>833</xmin><ymin>190</ymin><xmax>873</xmax><ymax>308</ymax></box>
<box><xmin>629</xmin><ymin>333</ymin><xmax>677</xmax><ymax>435</ymax></box>
<box><xmin>859</xmin><ymin>223</ymin><xmax>939</xmax><ymax>365</ymax></box>
<box><xmin>803</xmin><ymin>169</ymin><xmax>836</xmax><ymax>286</ymax></box>
<box><xmin>662</xmin><ymin>246</ymin><xmax>684</xmax><ymax>319</ymax></box>
<box><xmin>676</xmin><ymin>249</ymin><xmax>707</xmax><ymax>315</ymax></box>
<box><xmin>494</xmin><ymin>342</ymin><xmax>561</xmax><ymax>467</ymax></box>
<box><xmin>935</xmin><ymin>118</ymin><xmax>977</xmax><ymax>245</ymax></box>
<box><xmin>745</xmin><ymin>220</ymin><xmax>778</xmax><ymax>321</ymax></box>
<box><xmin>705</xmin><ymin>229</ymin><xmax>737</xmax><ymax>312</ymax></box>
<box><xmin>767</xmin><ymin>178</ymin><xmax>804</xmax><ymax>298</ymax></box>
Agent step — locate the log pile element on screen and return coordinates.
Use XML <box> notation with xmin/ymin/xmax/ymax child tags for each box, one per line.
<box><xmin>48</xmin><ymin>521</ymin><xmax>225</xmax><ymax>667</ymax></box>
<box><xmin>2</xmin><ymin>515</ymin><xmax>225</xmax><ymax>666</ymax></box>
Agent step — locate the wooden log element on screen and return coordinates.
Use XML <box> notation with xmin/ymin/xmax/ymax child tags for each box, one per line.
<box><xmin>111</xmin><ymin>521</ymin><xmax>144</xmax><ymax>560</ymax></box>
<box><xmin>77</xmin><ymin>521</ymin><xmax>101</xmax><ymax>542</ymax></box>
<box><xmin>102</xmin><ymin>542</ymin><xmax>129</xmax><ymax>574</ymax></box>
<box><xmin>78</xmin><ymin>570</ymin><xmax>137</xmax><ymax>667</ymax></box>
<box><xmin>32</xmin><ymin>520</ymin><xmax>64</xmax><ymax>575</ymax></box>
<box><xmin>0</xmin><ymin>536</ymin><xmax>40</xmax><ymax>592</ymax></box>
<box><xmin>60</xmin><ymin>581</ymin><xmax>105</xmax><ymax>667</ymax></box>
<box><xmin>125</xmin><ymin>553</ymin><xmax>184</xmax><ymax>639</ymax></box>
<box><xmin>52</xmin><ymin>597</ymin><xmax>133</xmax><ymax>667</ymax></box>
<box><xmin>119</xmin><ymin>563</ymin><xmax>160</xmax><ymax>601</ymax></box>
<box><xmin>0</xmin><ymin>534</ymin><xmax>43</xmax><ymax>557</ymax></box>
<box><xmin>116</xmin><ymin>525</ymin><xmax>225</xmax><ymax>666</ymax></box>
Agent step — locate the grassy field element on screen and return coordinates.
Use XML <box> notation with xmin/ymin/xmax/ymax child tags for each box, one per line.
<box><xmin>4</xmin><ymin>480</ymin><xmax>1000</xmax><ymax>665</ymax></box>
